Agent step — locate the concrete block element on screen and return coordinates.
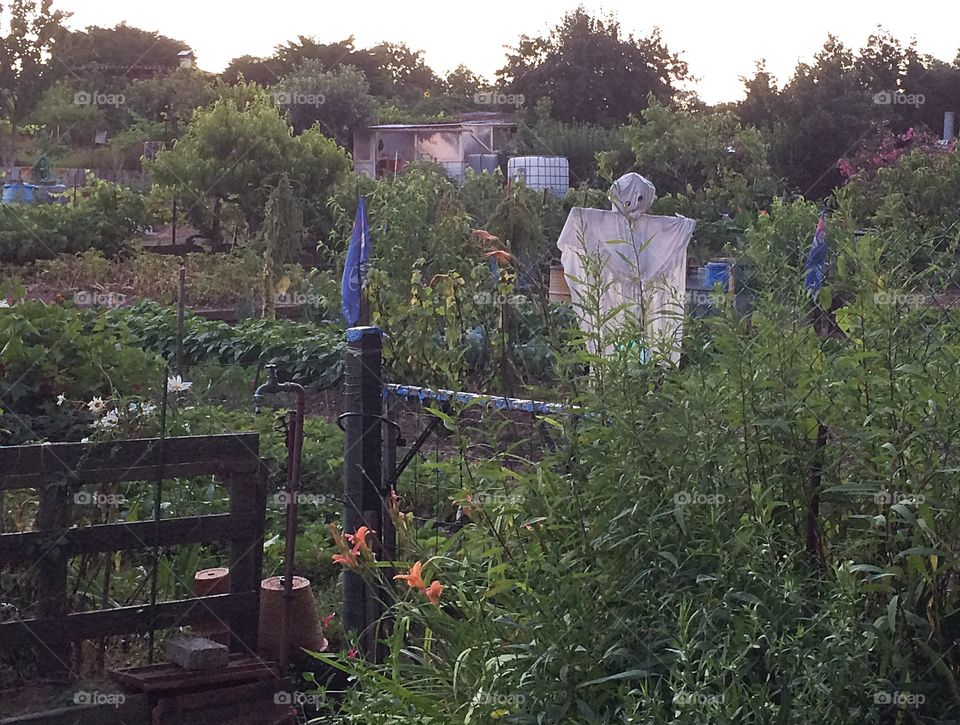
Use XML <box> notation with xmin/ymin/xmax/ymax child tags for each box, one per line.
<box><xmin>166</xmin><ymin>637</ymin><xmax>230</xmax><ymax>671</ymax></box>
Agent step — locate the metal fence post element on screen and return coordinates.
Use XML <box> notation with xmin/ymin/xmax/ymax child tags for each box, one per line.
<box><xmin>342</xmin><ymin>326</ymin><xmax>383</xmax><ymax>649</ymax></box>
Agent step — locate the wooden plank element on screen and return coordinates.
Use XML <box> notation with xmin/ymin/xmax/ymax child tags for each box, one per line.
<box><xmin>0</xmin><ymin>514</ymin><xmax>253</xmax><ymax>563</ymax></box>
<box><xmin>110</xmin><ymin>655</ymin><xmax>279</xmax><ymax>694</ymax></box>
<box><xmin>0</xmin><ymin>434</ymin><xmax>262</xmax><ymax>490</ymax></box>
<box><xmin>0</xmin><ymin>592</ymin><xmax>258</xmax><ymax>649</ymax></box>
<box><xmin>225</xmin><ymin>463</ymin><xmax>267</xmax><ymax>655</ymax></box>
<box><xmin>0</xmin><ymin>693</ymin><xmax>149</xmax><ymax>725</ymax></box>
<box><xmin>35</xmin><ymin>479</ymin><xmax>69</xmax><ymax>676</ymax></box>
<box><xmin>152</xmin><ymin>679</ymin><xmax>294</xmax><ymax>725</ymax></box>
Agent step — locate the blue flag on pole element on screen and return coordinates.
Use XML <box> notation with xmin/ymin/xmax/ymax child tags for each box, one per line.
<box><xmin>804</xmin><ymin>209</ymin><xmax>828</xmax><ymax>294</ymax></box>
<box><xmin>341</xmin><ymin>196</ymin><xmax>370</xmax><ymax>326</ymax></box>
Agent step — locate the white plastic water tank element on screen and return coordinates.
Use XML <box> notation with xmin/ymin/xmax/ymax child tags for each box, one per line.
<box><xmin>507</xmin><ymin>156</ymin><xmax>569</xmax><ymax>196</ymax></box>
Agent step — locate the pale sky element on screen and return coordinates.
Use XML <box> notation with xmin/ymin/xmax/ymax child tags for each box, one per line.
<box><xmin>59</xmin><ymin>0</ymin><xmax>960</xmax><ymax>104</ymax></box>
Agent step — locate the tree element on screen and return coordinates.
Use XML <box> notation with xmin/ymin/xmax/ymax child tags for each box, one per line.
<box><xmin>122</xmin><ymin>67</ymin><xmax>217</xmax><ymax>137</ymax></box>
<box><xmin>260</xmin><ymin>173</ymin><xmax>304</xmax><ymax>319</ymax></box>
<box><xmin>511</xmin><ymin>99</ymin><xmax>625</xmax><ymax>186</ymax></box>
<box><xmin>0</xmin><ymin>0</ymin><xmax>69</xmax><ymax>165</ymax></box>
<box><xmin>149</xmin><ymin>88</ymin><xmax>349</xmax><ymax>243</ymax></box>
<box><xmin>497</xmin><ymin>7</ymin><xmax>688</xmax><ymax>126</ymax></box>
<box><xmin>28</xmin><ymin>80</ymin><xmax>102</xmax><ymax>148</ymax></box>
<box><xmin>272</xmin><ymin>62</ymin><xmax>376</xmax><ymax>145</ymax></box>
<box><xmin>222</xmin><ymin>54</ymin><xmax>282</xmax><ymax>86</ymax></box>
<box><xmin>364</xmin><ymin>42</ymin><xmax>438</xmax><ymax>99</ymax></box>
<box><xmin>613</xmin><ymin>98</ymin><xmax>781</xmax><ymax>258</ymax></box>
<box><xmin>226</xmin><ymin>35</ymin><xmax>442</xmax><ymax>102</ymax></box>
<box><xmin>53</xmin><ymin>23</ymin><xmax>187</xmax><ymax>82</ymax></box>
<box><xmin>273</xmin><ymin>35</ymin><xmax>357</xmax><ymax>76</ymax></box>
<box><xmin>444</xmin><ymin>65</ymin><xmax>485</xmax><ymax>98</ymax></box>
<box><xmin>739</xmin><ymin>31</ymin><xmax>958</xmax><ymax>199</ymax></box>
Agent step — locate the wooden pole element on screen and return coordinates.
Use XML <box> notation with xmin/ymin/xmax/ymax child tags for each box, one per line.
<box><xmin>176</xmin><ymin>263</ymin><xmax>186</xmax><ymax>376</ymax></box>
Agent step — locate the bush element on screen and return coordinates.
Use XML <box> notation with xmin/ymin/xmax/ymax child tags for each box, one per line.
<box><xmin>0</xmin><ymin>301</ymin><xmax>163</xmax><ymax>443</ymax></box>
<box><xmin>0</xmin><ymin>181</ymin><xmax>155</xmax><ymax>263</ymax></box>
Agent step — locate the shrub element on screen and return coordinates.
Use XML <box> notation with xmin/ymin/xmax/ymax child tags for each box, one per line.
<box><xmin>0</xmin><ymin>180</ymin><xmax>155</xmax><ymax>263</ymax></box>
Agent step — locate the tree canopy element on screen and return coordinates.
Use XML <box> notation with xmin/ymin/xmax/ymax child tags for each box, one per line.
<box><xmin>148</xmin><ymin>89</ymin><xmax>350</xmax><ymax>242</ymax></box>
<box><xmin>497</xmin><ymin>7</ymin><xmax>689</xmax><ymax>126</ymax></box>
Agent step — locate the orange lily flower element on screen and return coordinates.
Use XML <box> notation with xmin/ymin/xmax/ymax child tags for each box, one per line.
<box><xmin>345</xmin><ymin>525</ymin><xmax>374</xmax><ymax>556</ymax></box>
<box><xmin>332</xmin><ymin>552</ymin><xmax>358</xmax><ymax>568</ymax></box>
<box><xmin>424</xmin><ymin>580</ymin><xmax>444</xmax><ymax>606</ymax></box>
<box><xmin>485</xmin><ymin>249</ymin><xmax>512</xmax><ymax>265</ymax></box>
<box><xmin>471</xmin><ymin>229</ymin><xmax>500</xmax><ymax>244</ymax></box>
<box><xmin>394</xmin><ymin>561</ymin><xmax>426</xmax><ymax>590</ymax></box>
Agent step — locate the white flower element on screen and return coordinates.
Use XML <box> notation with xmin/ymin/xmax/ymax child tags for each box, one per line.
<box><xmin>0</xmin><ymin>299</ymin><xmax>10</xmax><ymax>308</ymax></box>
<box><xmin>56</xmin><ymin>394</ymin><xmax>66</xmax><ymax>407</ymax></box>
<box><xmin>141</xmin><ymin>402</ymin><xmax>157</xmax><ymax>416</ymax></box>
<box><xmin>87</xmin><ymin>397</ymin><xmax>106</xmax><ymax>414</ymax></box>
<box><xmin>166</xmin><ymin>375</ymin><xmax>193</xmax><ymax>394</ymax></box>
<box><xmin>81</xmin><ymin>437</ymin><xmax>90</xmax><ymax>443</ymax></box>
<box><xmin>128</xmin><ymin>402</ymin><xmax>138</xmax><ymax>412</ymax></box>
<box><xmin>92</xmin><ymin>409</ymin><xmax>119</xmax><ymax>430</ymax></box>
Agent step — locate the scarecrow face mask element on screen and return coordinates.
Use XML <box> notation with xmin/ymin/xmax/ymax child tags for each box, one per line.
<box><xmin>610</xmin><ymin>173</ymin><xmax>657</xmax><ymax>219</ymax></box>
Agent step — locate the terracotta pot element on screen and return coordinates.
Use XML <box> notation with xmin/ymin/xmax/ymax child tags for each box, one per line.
<box><xmin>191</xmin><ymin>567</ymin><xmax>231</xmax><ymax>645</ymax></box>
<box><xmin>549</xmin><ymin>264</ymin><xmax>572</xmax><ymax>303</ymax></box>
<box><xmin>257</xmin><ymin>576</ymin><xmax>327</xmax><ymax>662</ymax></box>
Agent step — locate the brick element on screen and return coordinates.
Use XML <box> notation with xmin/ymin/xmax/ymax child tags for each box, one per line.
<box><xmin>166</xmin><ymin>637</ymin><xmax>230</xmax><ymax>671</ymax></box>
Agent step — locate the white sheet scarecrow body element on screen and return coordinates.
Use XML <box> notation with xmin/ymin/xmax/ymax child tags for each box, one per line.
<box><xmin>556</xmin><ymin>173</ymin><xmax>696</xmax><ymax>363</ymax></box>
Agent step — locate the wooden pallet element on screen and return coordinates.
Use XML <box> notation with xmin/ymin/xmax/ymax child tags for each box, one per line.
<box><xmin>110</xmin><ymin>654</ymin><xmax>279</xmax><ymax>696</ymax></box>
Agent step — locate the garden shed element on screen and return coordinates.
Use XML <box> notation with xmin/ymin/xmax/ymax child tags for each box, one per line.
<box><xmin>352</xmin><ymin>112</ymin><xmax>515</xmax><ymax>182</ymax></box>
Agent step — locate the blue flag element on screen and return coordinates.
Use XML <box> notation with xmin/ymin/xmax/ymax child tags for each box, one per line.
<box><xmin>804</xmin><ymin>209</ymin><xmax>828</xmax><ymax>294</ymax></box>
<box><xmin>341</xmin><ymin>196</ymin><xmax>371</xmax><ymax>326</ymax></box>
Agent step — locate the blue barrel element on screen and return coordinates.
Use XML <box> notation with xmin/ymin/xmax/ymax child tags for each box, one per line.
<box><xmin>2</xmin><ymin>182</ymin><xmax>36</xmax><ymax>204</ymax></box>
<box><xmin>705</xmin><ymin>260</ymin><xmax>731</xmax><ymax>290</ymax></box>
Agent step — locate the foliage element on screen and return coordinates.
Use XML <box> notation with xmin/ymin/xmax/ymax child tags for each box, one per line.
<box><xmin>312</xmin><ymin>205</ymin><xmax>960</xmax><ymax>723</ymax></box>
<box><xmin>105</xmin><ymin>300</ymin><xmax>345</xmax><ymax>390</ymax></box>
<box><xmin>837</xmin><ymin>126</ymin><xmax>952</xmax><ymax>183</ymax></box>
<box><xmin>510</xmin><ymin>99</ymin><xmax>628</xmax><ymax>186</ymax></box>
<box><xmin>53</xmin><ymin>22</ymin><xmax>187</xmax><ymax>79</ymax></box>
<box><xmin>148</xmin><ymin>89</ymin><xmax>350</xmax><ymax>242</ymax></box>
<box><xmin>272</xmin><ymin>63</ymin><xmax>377</xmax><ymax>145</ymax></box>
<box><xmin>612</xmin><ymin>98</ymin><xmax>780</xmax><ymax>260</ymax></box>
<box><xmin>0</xmin><ymin>246</ymin><xmax>317</xmax><ymax>309</ymax></box>
<box><xmin>839</xmin><ymin>147</ymin><xmax>960</xmax><ymax>235</ymax></box>
<box><xmin>0</xmin><ymin>180</ymin><xmax>155</xmax><ymax>263</ymax></box>
<box><xmin>738</xmin><ymin>32</ymin><xmax>959</xmax><ymax>199</ymax></box>
<box><xmin>225</xmin><ymin>35</ymin><xmax>439</xmax><ymax>102</ymax></box>
<box><xmin>0</xmin><ymin>300</ymin><xmax>163</xmax><ymax>443</ymax></box>
<box><xmin>259</xmin><ymin>173</ymin><xmax>305</xmax><ymax>319</ymax></box>
<box><xmin>0</xmin><ymin>0</ymin><xmax>68</xmax><ymax>159</ymax></box>
<box><xmin>121</xmin><ymin>67</ymin><xmax>218</xmax><ymax>137</ymax></box>
<box><xmin>497</xmin><ymin>7</ymin><xmax>689</xmax><ymax>126</ymax></box>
